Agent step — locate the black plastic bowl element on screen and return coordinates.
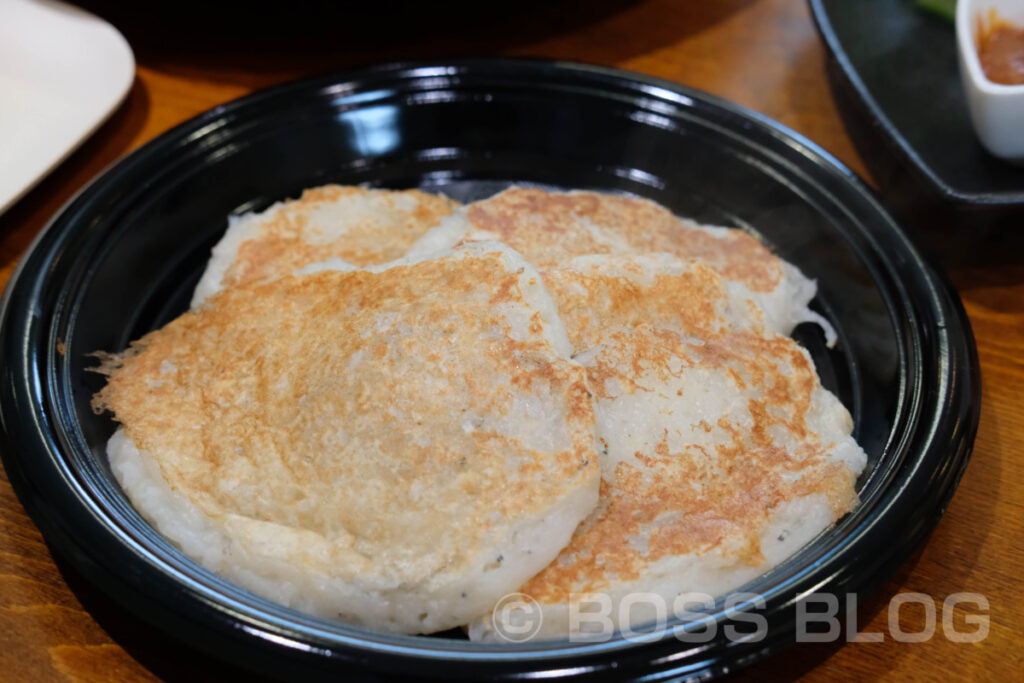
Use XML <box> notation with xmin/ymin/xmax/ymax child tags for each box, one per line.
<box><xmin>0</xmin><ymin>59</ymin><xmax>979</xmax><ymax>680</ymax></box>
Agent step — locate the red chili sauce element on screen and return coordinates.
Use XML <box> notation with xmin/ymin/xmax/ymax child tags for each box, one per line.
<box><xmin>978</xmin><ymin>14</ymin><xmax>1024</xmax><ymax>86</ymax></box>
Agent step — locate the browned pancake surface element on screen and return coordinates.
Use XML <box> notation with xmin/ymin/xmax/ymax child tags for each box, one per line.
<box><xmin>463</xmin><ymin>187</ymin><xmax>782</xmax><ymax>292</ymax></box>
<box><xmin>512</xmin><ymin>257</ymin><xmax>861</xmax><ymax>606</ymax></box>
<box><xmin>220</xmin><ymin>186</ymin><xmax>459</xmax><ymax>293</ymax></box>
<box><xmin>96</xmin><ymin>248</ymin><xmax>599</xmax><ymax>589</ymax></box>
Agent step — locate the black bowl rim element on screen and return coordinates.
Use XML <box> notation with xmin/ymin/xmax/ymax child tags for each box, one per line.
<box><xmin>0</xmin><ymin>57</ymin><xmax>980</xmax><ymax>681</ymax></box>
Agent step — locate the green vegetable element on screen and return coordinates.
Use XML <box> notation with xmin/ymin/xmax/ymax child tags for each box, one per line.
<box><xmin>916</xmin><ymin>0</ymin><xmax>957</xmax><ymax>22</ymax></box>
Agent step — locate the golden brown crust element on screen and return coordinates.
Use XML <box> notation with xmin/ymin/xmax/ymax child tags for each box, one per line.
<box><xmin>518</xmin><ymin>258</ymin><xmax>859</xmax><ymax>602</ymax></box>
<box><xmin>96</xmin><ymin>249</ymin><xmax>598</xmax><ymax>585</ymax></box>
<box><xmin>223</xmin><ymin>186</ymin><xmax>459</xmax><ymax>290</ymax></box>
<box><xmin>463</xmin><ymin>187</ymin><xmax>782</xmax><ymax>292</ymax></box>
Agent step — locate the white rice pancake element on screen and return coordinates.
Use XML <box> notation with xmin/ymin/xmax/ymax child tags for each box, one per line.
<box><xmin>406</xmin><ymin>186</ymin><xmax>831</xmax><ymax>340</ymax></box>
<box><xmin>191</xmin><ymin>185</ymin><xmax>459</xmax><ymax>307</ymax></box>
<box><xmin>470</xmin><ymin>255</ymin><xmax>866</xmax><ymax>641</ymax></box>
<box><xmin>95</xmin><ymin>242</ymin><xmax>600</xmax><ymax>634</ymax></box>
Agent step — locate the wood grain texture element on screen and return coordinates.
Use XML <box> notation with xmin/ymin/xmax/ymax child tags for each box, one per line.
<box><xmin>0</xmin><ymin>0</ymin><xmax>1019</xmax><ymax>680</ymax></box>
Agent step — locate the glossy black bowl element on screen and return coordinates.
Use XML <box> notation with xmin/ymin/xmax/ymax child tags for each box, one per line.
<box><xmin>0</xmin><ymin>59</ymin><xmax>979</xmax><ymax>680</ymax></box>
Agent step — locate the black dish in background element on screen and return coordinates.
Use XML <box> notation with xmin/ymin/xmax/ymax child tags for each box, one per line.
<box><xmin>0</xmin><ymin>59</ymin><xmax>978</xmax><ymax>680</ymax></box>
<box><xmin>809</xmin><ymin>0</ymin><xmax>1024</xmax><ymax>250</ymax></box>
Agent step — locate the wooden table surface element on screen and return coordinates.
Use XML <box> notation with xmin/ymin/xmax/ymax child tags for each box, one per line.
<box><xmin>1</xmin><ymin>0</ymin><xmax>1021</xmax><ymax>680</ymax></box>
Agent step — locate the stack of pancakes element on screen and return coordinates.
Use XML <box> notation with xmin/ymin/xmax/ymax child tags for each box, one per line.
<box><xmin>93</xmin><ymin>185</ymin><xmax>866</xmax><ymax>639</ymax></box>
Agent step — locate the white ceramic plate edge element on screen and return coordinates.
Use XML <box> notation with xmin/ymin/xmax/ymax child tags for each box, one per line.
<box><xmin>0</xmin><ymin>0</ymin><xmax>135</xmax><ymax>215</ymax></box>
